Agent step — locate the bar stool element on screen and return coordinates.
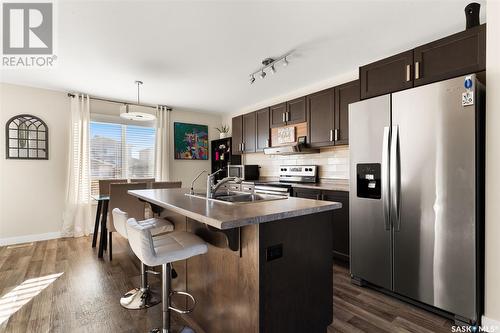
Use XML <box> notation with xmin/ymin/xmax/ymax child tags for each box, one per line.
<box><xmin>126</xmin><ymin>218</ymin><xmax>208</xmax><ymax>333</ymax></box>
<box><xmin>112</xmin><ymin>208</ymin><xmax>174</xmax><ymax>310</ymax></box>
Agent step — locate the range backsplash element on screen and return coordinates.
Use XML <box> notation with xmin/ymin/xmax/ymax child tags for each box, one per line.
<box><xmin>243</xmin><ymin>146</ymin><xmax>349</xmax><ymax>180</ymax></box>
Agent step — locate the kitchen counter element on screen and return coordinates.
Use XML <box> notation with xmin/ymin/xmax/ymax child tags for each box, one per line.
<box><xmin>128</xmin><ymin>187</ymin><xmax>341</xmax><ymax>230</ymax></box>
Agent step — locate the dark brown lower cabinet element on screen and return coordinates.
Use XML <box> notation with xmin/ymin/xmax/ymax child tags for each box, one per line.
<box><xmin>293</xmin><ymin>188</ymin><xmax>350</xmax><ymax>262</ymax></box>
<box><xmin>322</xmin><ymin>190</ymin><xmax>349</xmax><ymax>262</ymax></box>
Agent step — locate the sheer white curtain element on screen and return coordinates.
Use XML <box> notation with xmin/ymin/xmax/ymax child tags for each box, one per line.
<box><xmin>62</xmin><ymin>94</ymin><xmax>92</xmax><ymax>237</ymax></box>
<box><xmin>155</xmin><ymin>106</ymin><xmax>172</xmax><ymax>181</ymax></box>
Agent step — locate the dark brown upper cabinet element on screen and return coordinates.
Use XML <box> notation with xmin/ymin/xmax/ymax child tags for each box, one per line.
<box><xmin>360</xmin><ymin>25</ymin><xmax>486</xmax><ymax>99</ymax></box>
<box><xmin>307</xmin><ymin>88</ymin><xmax>335</xmax><ymax>147</ymax></box>
<box><xmin>231</xmin><ymin>115</ymin><xmax>243</xmax><ymax>154</ymax></box>
<box><xmin>242</xmin><ymin>112</ymin><xmax>257</xmax><ymax>153</ymax></box>
<box><xmin>270</xmin><ymin>103</ymin><xmax>287</xmax><ymax>128</ymax></box>
<box><xmin>334</xmin><ymin>80</ymin><xmax>360</xmax><ymax>146</ymax></box>
<box><xmin>286</xmin><ymin>97</ymin><xmax>307</xmax><ymax>125</ymax></box>
<box><xmin>256</xmin><ymin>108</ymin><xmax>270</xmax><ymax>152</ymax></box>
<box><xmin>413</xmin><ymin>24</ymin><xmax>486</xmax><ymax>87</ymax></box>
<box><xmin>360</xmin><ymin>50</ymin><xmax>414</xmax><ymax>99</ymax></box>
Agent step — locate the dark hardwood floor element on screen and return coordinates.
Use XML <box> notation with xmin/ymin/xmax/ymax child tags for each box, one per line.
<box><xmin>0</xmin><ymin>236</ymin><xmax>454</xmax><ymax>333</ymax></box>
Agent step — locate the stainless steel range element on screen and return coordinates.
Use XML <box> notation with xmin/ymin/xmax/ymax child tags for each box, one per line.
<box><xmin>254</xmin><ymin>165</ymin><xmax>318</xmax><ymax>197</ymax></box>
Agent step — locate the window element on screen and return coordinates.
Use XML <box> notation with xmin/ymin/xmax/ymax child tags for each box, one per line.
<box><xmin>90</xmin><ymin>121</ymin><xmax>156</xmax><ymax>195</ymax></box>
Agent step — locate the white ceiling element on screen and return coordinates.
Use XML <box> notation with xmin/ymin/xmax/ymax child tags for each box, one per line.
<box><xmin>0</xmin><ymin>0</ymin><xmax>487</xmax><ymax>114</ymax></box>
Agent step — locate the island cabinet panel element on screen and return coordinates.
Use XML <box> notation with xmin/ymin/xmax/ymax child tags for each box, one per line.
<box><xmin>334</xmin><ymin>80</ymin><xmax>360</xmax><ymax>146</ymax></box>
<box><xmin>286</xmin><ymin>96</ymin><xmax>307</xmax><ymax>125</ymax></box>
<box><xmin>413</xmin><ymin>24</ymin><xmax>486</xmax><ymax>87</ymax></box>
<box><xmin>232</xmin><ymin>115</ymin><xmax>243</xmax><ymax>154</ymax></box>
<box><xmin>360</xmin><ymin>50</ymin><xmax>414</xmax><ymax>99</ymax></box>
<box><xmin>307</xmin><ymin>88</ymin><xmax>335</xmax><ymax>147</ymax></box>
<box><xmin>322</xmin><ymin>190</ymin><xmax>350</xmax><ymax>262</ymax></box>
<box><xmin>184</xmin><ymin>213</ymin><xmax>334</xmax><ymax>333</ymax></box>
<box><xmin>242</xmin><ymin>111</ymin><xmax>257</xmax><ymax>153</ymax></box>
<box><xmin>256</xmin><ymin>107</ymin><xmax>270</xmax><ymax>151</ymax></box>
<box><xmin>259</xmin><ymin>211</ymin><xmax>333</xmax><ymax>332</ymax></box>
<box><xmin>270</xmin><ymin>103</ymin><xmax>287</xmax><ymax>128</ymax></box>
<box><xmin>186</xmin><ymin>221</ymin><xmax>260</xmax><ymax>333</ymax></box>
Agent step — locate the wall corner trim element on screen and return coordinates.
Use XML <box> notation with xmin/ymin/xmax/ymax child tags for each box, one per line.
<box><xmin>481</xmin><ymin>315</ymin><xmax>500</xmax><ymax>331</ymax></box>
<box><xmin>0</xmin><ymin>231</ymin><xmax>62</xmax><ymax>246</ymax></box>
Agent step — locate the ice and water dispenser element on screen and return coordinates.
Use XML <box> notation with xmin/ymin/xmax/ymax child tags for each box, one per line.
<box><xmin>356</xmin><ymin>163</ymin><xmax>381</xmax><ymax>199</ymax></box>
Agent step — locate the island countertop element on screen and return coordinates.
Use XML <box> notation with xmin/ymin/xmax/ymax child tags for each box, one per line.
<box><xmin>129</xmin><ymin>188</ymin><xmax>342</xmax><ymax>230</ymax></box>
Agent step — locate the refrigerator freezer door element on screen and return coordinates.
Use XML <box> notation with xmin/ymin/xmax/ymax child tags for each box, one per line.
<box><xmin>349</xmin><ymin>95</ymin><xmax>392</xmax><ymax>290</ymax></box>
<box><xmin>391</xmin><ymin>76</ymin><xmax>477</xmax><ymax>320</ymax></box>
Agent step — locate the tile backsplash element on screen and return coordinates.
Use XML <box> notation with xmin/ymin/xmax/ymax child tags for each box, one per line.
<box><xmin>243</xmin><ymin>146</ymin><xmax>349</xmax><ymax>180</ymax></box>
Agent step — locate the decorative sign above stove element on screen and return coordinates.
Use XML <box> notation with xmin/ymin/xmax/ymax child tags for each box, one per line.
<box><xmin>277</xmin><ymin>126</ymin><xmax>295</xmax><ymax>144</ymax></box>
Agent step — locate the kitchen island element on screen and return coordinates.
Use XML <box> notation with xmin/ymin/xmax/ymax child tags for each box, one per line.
<box><xmin>129</xmin><ymin>188</ymin><xmax>342</xmax><ymax>333</ymax></box>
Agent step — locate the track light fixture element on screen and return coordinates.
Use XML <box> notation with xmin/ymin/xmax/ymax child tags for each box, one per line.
<box><xmin>248</xmin><ymin>52</ymin><xmax>292</xmax><ymax>84</ymax></box>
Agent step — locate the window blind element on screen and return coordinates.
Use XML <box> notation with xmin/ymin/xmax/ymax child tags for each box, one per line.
<box><xmin>90</xmin><ymin>121</ymin><xmax>156</xmax><ymax>195</ymax></box>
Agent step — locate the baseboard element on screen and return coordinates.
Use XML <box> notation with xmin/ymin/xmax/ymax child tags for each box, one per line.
<box><xmin>481</xmin><ymin>315</ymin><xmax>500</xmax><ymax>332</ymax></box>
<box><xmin>0</xmin><ymin>231</ymin><xmax>62</xmax><ymax>246</ymax></box>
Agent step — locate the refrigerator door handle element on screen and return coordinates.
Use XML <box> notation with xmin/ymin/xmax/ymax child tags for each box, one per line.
<box><xmin>382</xmin><ymin>126</ymin><xmax>391</xmax><ymax>230</ymax></box>
<box><xmin>390</xmin><ymin>125</ymin><xmax>401</xmax><ymax>231</ymax></box>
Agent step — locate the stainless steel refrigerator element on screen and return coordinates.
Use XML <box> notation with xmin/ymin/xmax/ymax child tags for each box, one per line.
<box><xmin>348</xmin><ymin>74</ymin><xmax>485</xmax><ymax>325</ymax></box>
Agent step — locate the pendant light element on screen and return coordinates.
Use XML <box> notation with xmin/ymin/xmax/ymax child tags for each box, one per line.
<box><xmin>120</xmin><ymin>80</ymin><xmax>156</xmax><ymax>121</ymax></box>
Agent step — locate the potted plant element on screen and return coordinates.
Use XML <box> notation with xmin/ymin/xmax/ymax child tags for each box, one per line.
<box><xmin>216</xmin><ymin>124</ymin><xmax>230</xmax><ymax>139</ymax></box>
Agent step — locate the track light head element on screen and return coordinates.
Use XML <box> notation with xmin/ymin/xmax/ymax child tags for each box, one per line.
<box><xmin>282</xmin><ymin>57</ymin><xmax>289</xmax><ymax>67</ymax></box>
<box><xmin>259</xmin><ymin>70</ymin><xmax>266</xmax><ymax>79</ymax></box>
<box><xmin>250</xmin><ymin>75</ymin><xmax>256</xmax><ymax>84</ymax></box>
<box><xmin>270</xmin><ymin>65</ymin><xmax>276</xmax><ymax>74</ymax></box>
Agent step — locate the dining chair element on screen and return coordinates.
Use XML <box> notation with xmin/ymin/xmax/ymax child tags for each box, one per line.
<box><xmin>99</xmin><ymin>178</ymin><xmax>128</xmax><ymax>195</ymax></box>
<box><xmin>107</xmin><ymin>182</ymin><xmax>148</xmax><ymax>261</ymax></box>
<box><xmin>93</xmin><ymin>179</ymin><xmax>128</xmax><ymax>248</ymax></box>
<box><xmin>130</xmin><ymin>178</ymin><xmax>155</xmax><ymax>188</ymax></box>
<box><xmin>151</xmin><ymin>181</ymin><xmax>182</xmax><ymax>189</ymax></box>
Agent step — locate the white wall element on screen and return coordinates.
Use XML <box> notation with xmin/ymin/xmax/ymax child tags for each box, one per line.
<box><xmin>169</xmin><ymin>110</ymin><xmax>222</xmax><ymax>188</ymax></box>
<box><xmin>0</xmin><ymin>83</ymin><xmax>70</xmax><ymax>244</ymax></box>
<box><xmin>484</xmin><ymin>0</ymin><xmax>500</xmax><ymax>326</ymax></box>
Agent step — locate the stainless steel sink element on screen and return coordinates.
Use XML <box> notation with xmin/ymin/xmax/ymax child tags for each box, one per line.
<box><xmin>185</xmin><ymin>191</ymin><xmax>287</xmax><ymax>204</ymax></box>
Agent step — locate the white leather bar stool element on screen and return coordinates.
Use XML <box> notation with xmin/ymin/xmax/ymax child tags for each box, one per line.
<box><xmin>126</xmin><ymin>218</ymin><xmax>208</xmax><ymax>333</ymax></box>
<box><xmin>112</xmin><ymin>208</ymin><xmax>174</xmax><ymax>310</ymax></box>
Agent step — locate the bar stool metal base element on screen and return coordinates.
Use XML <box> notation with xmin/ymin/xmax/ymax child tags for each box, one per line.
<box><xmin>150</xmin><ymin>263</ymin><xmax>197</xmax><ymax>333</ymax></box>
<box><xmin>121</xmin><ymin>262</ymin><xmax>160</xmax><ymax>310</ymax></box>
<box><xmin>120</xmin><ymin>287</ymin><xmax>160</xmax><ymax>310</ymax></box>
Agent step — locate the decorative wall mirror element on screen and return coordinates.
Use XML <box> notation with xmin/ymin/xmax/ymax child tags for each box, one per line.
<box><xmin>6</xmin><ymin>114</ymin><xmax>49</xmax><ymax>160</ymax></box>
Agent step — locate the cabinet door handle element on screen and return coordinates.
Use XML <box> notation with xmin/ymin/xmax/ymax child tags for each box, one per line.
<box><xmin>415</xmin><ymin>61</ymin><xmax>420</xmax><ymax>80</ymax></box>
<box><xmin>286</xmin><ymin>111</ymin><xmax>290</xmax><ymax>122</ymax></box>
<box><xmin>406</xmin><ymin>64</ymin><xmax>411</xmax><ymax>82</ymax></box>
<box><xmin>329</xmin><ymin>129</ymin><xmax>334</xmax><ymax>142</ymax></box>
<box><xmin>282</xmin><ymin>112</ymin><xmax>286</xmax><ymax>123</ymax></box>
<box><xmin>334</xmin><ymin>129</ymin><xmax>339</xmax><ymax>141</ymax></box>
<box><xmin>242</xmin><ymin>142</ymin><xmax>245</xmax><ymax>151</ymax></box>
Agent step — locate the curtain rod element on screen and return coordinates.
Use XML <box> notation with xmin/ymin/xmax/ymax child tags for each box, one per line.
<box><xmin>67</xmin><ymin>93</ymin><xmax>172</xmax><ymax>110</ymax></box>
